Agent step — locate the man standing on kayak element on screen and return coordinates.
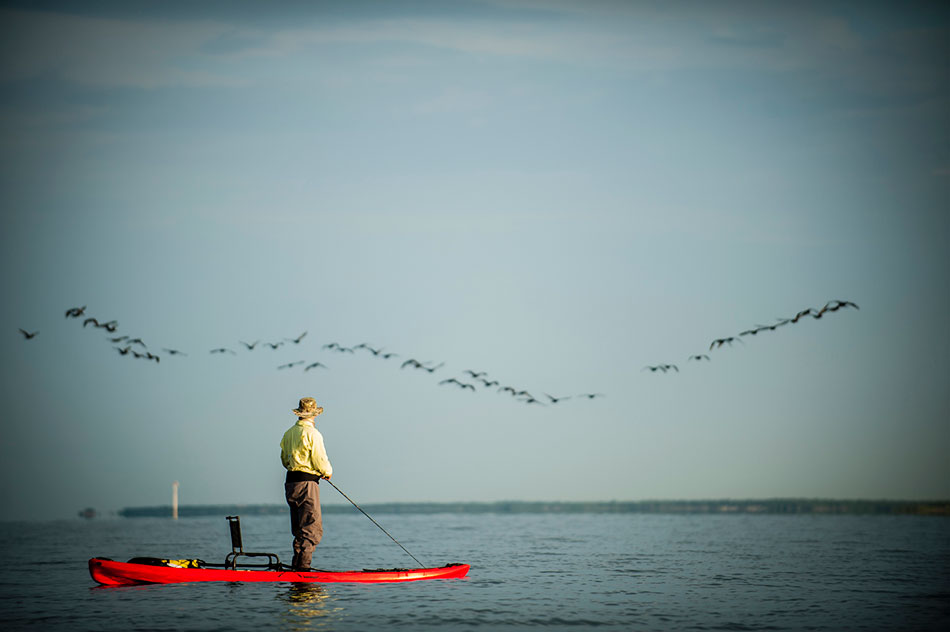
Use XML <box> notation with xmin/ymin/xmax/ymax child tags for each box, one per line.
<box><xmin>280</xmin><ymin>397</ymin><xmax>333</xmax><ymax>572</ymax></box>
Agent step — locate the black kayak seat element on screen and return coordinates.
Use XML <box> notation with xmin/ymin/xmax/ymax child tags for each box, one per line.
<box><xmin>225</xmin><ymin>516</ymin><xmax>281</xmax><ymax>570</ymax></box>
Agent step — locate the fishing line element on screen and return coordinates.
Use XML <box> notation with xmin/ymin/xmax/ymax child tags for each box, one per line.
<box><xmin>324</xmin><ymin>479</ymin><xmax>425</xmax><ymax>568</ymax></box>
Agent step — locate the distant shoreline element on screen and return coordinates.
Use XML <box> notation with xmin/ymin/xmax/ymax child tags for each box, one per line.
<box><xmin>118</xmin><ymin>499</ymin><xmax>950</xmax><ymax>518</ymax></box>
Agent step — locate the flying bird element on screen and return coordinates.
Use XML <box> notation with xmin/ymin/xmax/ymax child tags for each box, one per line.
<box><xmin>128</xmin><ymin>338</ymin><xmax>147</xmax><ymax>348</ymax></box>
<box><xmin>304</xmin><ymin>361</ymin><xmax>328</xmax><ymax>371</ymax></box>
<box><xmin>278</xmin><ymin>361</ymin><xmax>305</xmax><ymax>370</ymax></box>
<box><xmin>809</xmin><ymin>300</ymin><xmax>860</xmax><ymax>319</ymax></box>
<box><xmin>162</xmin><ymin>348</ymin><xmax>187</xmax><ymax>356</ymax></box>
<box><xmin>688</xmin><ymin>354</ymin><xmax>710</xmax><ymax>362</ymax></box>
<box><xmin>110</xmin><ymin>336</ymin><xmax>129</xmax><ymax>343</ymax></box>
<box><xmin>287</xmin><ymin>331</ymin><xmax>307</xmax><ymax>344</ymax></box>
<box><xmin>379</xmin><ymin>352</ymin><xmax>399</xmax><ymax>360</ymax></box>
<box><xmin>578</xmin><ymin>393</ymin><xmax>605</xmax><ymax>399</ymax></box>
<box><xmin>401</xmin><ymin>359</ymin><xmax>424</xmax><ymax>369</ymax></box>
<box><xmin>464</xmin><ymin>370</ymin><xmax>487</xmax><ymax>379</ymax></box>
<box><xmin>18</xmin><ymin>328</ymin><xmax>38</xmax><ymax>339</ymax></box>
<box><xmin>240</xmin><ymin>340</ymin><xmax>259</xmax><ymax>350</ymax></box>
<box><xmin>709</xmin><ymin>337</ymin><xmax>741</xmax><ymax>350</ymax></box>
<box><xmin>115</xmin><ymin>346</ymin><xmax>131</xmax><ymax>355</ymax></box>
<box><xmin>210</xmin><ymin>348</ymin><xmax>236</xmax><ymax>355</ymax></box>
<box><xmin>65</xmin><ymin>306</ymin><xmax>86</xmax><ymax>318</ymax></box>
<box><xmin>643</xmin><ymin>364</ymin><xmax>677</xmax><ymax>373</ymax></box>
<box><xmin>265</xmin><ymin>342</ymin><xmax>284</xmax><ymax>350</ymax></box>
<box><xmin>439</xmin><ymin>378</ymin><xmax>475</xmax><ymax>390</ymax></box>
<box><xmin>791</xmin><ymin>308</ymin><xmax>815</xmax><ymax>323</ymax></box>
<box><xmin>544</xmin><ymin>393</ymin><xmax>571</xmax><ymax>404</ymax></box>
<box><xmin>82</xmin><ymin>317</ymin><xmax>118</xmax><ymax>332</ymax></box>
<box><xmin>421</xmin><ymin>362</ymin><xmax>444</xmax><ymax>373</ymax></box>
<box><xmin>820</xmin><ymin>300</ymin><xmax>859</xmax><ymax>314</ymax></box>
<box><xmin>741</xmin><ymin>322</ymin><xmax>782</xmax><ymax>335</ymax></box>
<box><xmin>145</xmin><ymin>352</ymin><xmax>160</xmax><ymax>364</ymax></box>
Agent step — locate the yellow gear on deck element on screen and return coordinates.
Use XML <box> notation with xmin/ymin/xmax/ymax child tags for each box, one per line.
<box><xmin>163</xmin><ymin>559</ymin><xmax>201</xmax><ymax>568</ymax></box>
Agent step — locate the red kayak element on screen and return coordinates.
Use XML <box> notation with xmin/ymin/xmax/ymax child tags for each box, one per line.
<box><xmin>89</xmin><ymin>557</ymin><xmax>470</xmax><ymax>585</ymax></box>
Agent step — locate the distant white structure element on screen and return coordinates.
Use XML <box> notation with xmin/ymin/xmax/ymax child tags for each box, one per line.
<box><xmin>172</xmin><ymin>481</ymin><xmax>179</xmax><ymax>520</ymax></box>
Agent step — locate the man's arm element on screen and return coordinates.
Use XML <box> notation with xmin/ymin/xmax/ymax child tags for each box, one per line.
<box><xmin>310</xmin><ymin>432</ymin><xmax>333</xmax><ymax>479</ymax></box>
<box><xmin>279</xmin><ymin>434</ymin><xmax>291</xmax><ymax>470</ymax></box>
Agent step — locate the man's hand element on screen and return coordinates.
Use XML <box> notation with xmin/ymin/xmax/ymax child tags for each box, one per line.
<box><xmin>323</xmin><ymin>474</ymin><xmax>332</xmax><ymax>481</ymax></box>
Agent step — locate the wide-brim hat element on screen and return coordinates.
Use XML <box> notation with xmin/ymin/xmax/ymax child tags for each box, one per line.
<box><xmin>293</xmin><ymin>397</ymin><xmax>323</xmax><ymax>418</ymax></box>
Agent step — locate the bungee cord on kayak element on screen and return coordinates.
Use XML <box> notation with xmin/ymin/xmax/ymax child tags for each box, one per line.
<box><xmin>325</xmin><ymin>478</ymin><xmax>425</xmax><ymax>568</ymax></box>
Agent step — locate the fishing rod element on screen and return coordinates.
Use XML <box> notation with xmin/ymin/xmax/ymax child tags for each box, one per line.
<box><xmin>324</xmin><ymin>478</ymin><xmax>425</xmax><ymax>568</ymax></box>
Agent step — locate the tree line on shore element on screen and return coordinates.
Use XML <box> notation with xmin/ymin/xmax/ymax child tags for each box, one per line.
<box><xmin>116</xmin><ymin>499</ymin><xmax>949</xmax><ymax>518</ymax></box>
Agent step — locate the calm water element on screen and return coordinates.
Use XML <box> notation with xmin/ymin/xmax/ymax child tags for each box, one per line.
<box><xmin>0</xmin><ymin>512</ymin><xmax>948</xmax><ymax>631</ymax></box>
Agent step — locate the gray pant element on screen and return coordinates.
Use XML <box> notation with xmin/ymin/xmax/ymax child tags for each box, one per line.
<box><xmin>285</xmin><ymin>480</ymin><xmax>323</xmax><ymax>570</ymax></box>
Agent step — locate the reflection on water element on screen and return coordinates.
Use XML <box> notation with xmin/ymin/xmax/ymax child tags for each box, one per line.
<box><xmin>277</xmin><ymin>583</ymin><xmax>343</xmax><ymax>630</ymax></box>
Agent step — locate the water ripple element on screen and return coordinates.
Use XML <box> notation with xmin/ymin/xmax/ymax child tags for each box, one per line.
<box><xmin>0</xmin><ymin>513</ymin><xmax>947</xmax><ymax>630</ymax></box>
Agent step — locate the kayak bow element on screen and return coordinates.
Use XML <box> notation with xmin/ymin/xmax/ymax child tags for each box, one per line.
<box><xmin>89</xmin><ymin>557</ymin><xmax>469</xmax><ymax>585</ymax></box>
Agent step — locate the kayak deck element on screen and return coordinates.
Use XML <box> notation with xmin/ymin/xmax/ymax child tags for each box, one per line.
<box><xmin>89</xmin><ymin>557</ymin><xmax>469</xmax><ymax>586</ymax></box>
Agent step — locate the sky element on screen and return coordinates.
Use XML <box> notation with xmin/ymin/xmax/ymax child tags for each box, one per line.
<box><xmin>1</xmin><ymin>0</ymin><xmax>948</xmax><ymax>521</ymax></box>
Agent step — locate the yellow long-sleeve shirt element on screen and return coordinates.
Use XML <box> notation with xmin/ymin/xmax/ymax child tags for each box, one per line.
<box><xmin>280</xmin><ymin>419</ymin><xmax>333</xmax><ymax>478</ymax></box>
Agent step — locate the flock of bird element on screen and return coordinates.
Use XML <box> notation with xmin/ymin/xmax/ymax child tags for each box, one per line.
<box><xmin>17</xmin><ymin>298</ymin><xmax>859</xmax><ymax>404</ymax></box>
<box><xmin>17</xmin><ymin>306</ymin><xmax>605</xmax><ymax>407</ymax></box>
<box><xmin>643</xmin><ymin>299</ymin><xmax>859</xmax><ymax>374</ymax></box>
